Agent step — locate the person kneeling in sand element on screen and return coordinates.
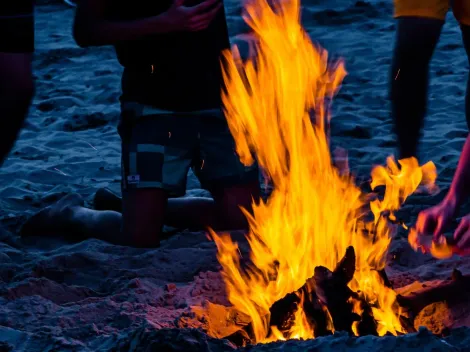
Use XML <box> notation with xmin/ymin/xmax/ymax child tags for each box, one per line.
<box><xmin>415</xmin><ymin>135</ymin><xmax>470</xmax><ymax>255</ymax></box>
<box><xmin>21</xmin><ymin>0</ymin><xmax>260</xmax><ymax>247</ymax></box>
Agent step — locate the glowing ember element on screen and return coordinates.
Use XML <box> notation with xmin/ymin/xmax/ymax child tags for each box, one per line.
<box><xmin>211</xmin><ymin>0</ymin><xmax>437</xmax><ymax>344</ymax></box>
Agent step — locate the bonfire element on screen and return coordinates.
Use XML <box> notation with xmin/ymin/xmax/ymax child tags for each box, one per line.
<box><xmin>202</xmin><ymin>0</ymin><xmax>460</xmax><ymax>346</ymax></box>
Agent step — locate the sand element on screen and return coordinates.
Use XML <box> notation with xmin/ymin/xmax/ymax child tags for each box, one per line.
<box><xmin>1</xmin><ymin>0</ymin><xmax>470</xmax><ymax>351</ymax></box>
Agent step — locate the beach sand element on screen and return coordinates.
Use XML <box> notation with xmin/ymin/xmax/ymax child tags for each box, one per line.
<box><xmin>1</xmin><ymin>0</ymin><xmax>470</xmax><ymax>350</ymax></box>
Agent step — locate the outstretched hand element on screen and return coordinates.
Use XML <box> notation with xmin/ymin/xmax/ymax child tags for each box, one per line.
<box><xmin>414</xmin><ymin>199</ymin><xmax>470</xmax><ymax>256</ymax></box>
<box><xmin>415</xmin><ymin>200</ymin><xmax>456</xmax><ymax>240</ymax></box>
<box><xmin>164</xmin><ymin>0</ymin><xmax>223</xmax><ymax>32</ymax></box>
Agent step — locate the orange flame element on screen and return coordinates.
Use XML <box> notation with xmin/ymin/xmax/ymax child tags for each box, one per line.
<box><xmin>211</xmin><ymin>0</ymin><xmax>437</xmax><ymax>343</ymax></box>
<box><xmin>370</xmin><ymin>157</ymin><xmax>437</xmax><ymax>224</ymax></box>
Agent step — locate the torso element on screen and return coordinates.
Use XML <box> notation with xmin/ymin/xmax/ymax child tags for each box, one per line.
<box><xmin>109</xmin><ymin>0</ymin><xmax>231</xmax><ymax>111</ymax></box>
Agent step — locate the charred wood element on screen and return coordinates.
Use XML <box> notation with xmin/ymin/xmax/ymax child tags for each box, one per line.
<box><xmin>397</xmin><ymin>269</ymin><xmax>470</xmax><ymax>319</ymax></box>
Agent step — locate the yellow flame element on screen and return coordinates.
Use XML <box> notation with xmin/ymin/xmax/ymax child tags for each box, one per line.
<box><xmin>370</xmin><ymin>157</ymin><xmax>437</xmax><ymax>224</ymax></box>
<box><xmin>350</xmin><ymin>298</ymin><xmax>363</xmax><ymax>336</ymax></box>
<box><xmin>289</xmin><ymin>292</ymin><xmax>315</xmax><ymax>340</ymax></box>
<box><xmin>211</xmin><ymin>0</ymin><xmax>437</xmax><ymax>343</ymax></box>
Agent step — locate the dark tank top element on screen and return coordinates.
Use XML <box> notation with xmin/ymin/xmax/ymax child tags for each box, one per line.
<box><xmin>109</xmin><ymin>0</ymin><xmax>230</xmax><ymax>111</ymax></box>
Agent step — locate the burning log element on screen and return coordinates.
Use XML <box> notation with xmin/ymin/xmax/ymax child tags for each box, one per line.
<box><xmin>225</xmin><ymin>246</ymin><xmax>379</xmax><ymax>347</ymax></box>
<box><xmin>225</xmin><ymin>324</ymin><xmax>255</xmax><ymax>347</ymax></box>
<box><xmin>267</xmin><ymin>289</ymin><xmax>306</xmax><ymax>336</ymax></box>
<box><xmin>313</xmin><ymin>246</ymin><xmax>359</xmax><ymax>334</ymax></box>
<box><xmin>314</xmin><ymin>246</ymin><xmax>378</xmax><ymax>336</ymax></box>
<box><xmin>225</xmin><ymin>250</ymin><xmax>470</xmax><ymax>347</ymax></box>
<box><xmin>267</xmin><ymin>277</ymin><xmax>330</xmax><ymax>339</ymax></box>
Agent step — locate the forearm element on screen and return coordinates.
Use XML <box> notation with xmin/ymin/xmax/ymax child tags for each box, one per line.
<box><xmin>73</xmin><ymin>12</ymin><xmax>173</xmax><ymax>47</ymax></box>
<box><xmin>445</xmin><ymin>135</ymin><xmax>470</xmax><ymax>208</ymax></box>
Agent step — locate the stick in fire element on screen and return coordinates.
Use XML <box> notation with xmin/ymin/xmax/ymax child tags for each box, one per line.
<box><xmin>225</xmin><ymin>247</ymin><xmax>383</xmax><ymax>346</ymax></box>
<box><xmin>223</xmin><ymin>253</ymin><xmax>470</xmax><ymax>347</ymax></box>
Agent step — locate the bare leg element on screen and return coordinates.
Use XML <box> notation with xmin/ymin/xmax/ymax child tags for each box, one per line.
<box><xmin>21</xmin><ymin>169</ymin><xmax>261</xmax><ymax>249</ymax></box>
<box><xmin>162</xmin><ymin>181</ymin><xmax>261</xmax><ymax>232</ymax></box>
<box><xmin>94</xmin><ymin>187</ymin><xmax>217</xmax><ymax>230</ymax></box>
<box><xmin>21</xmin><ymin>189</ymin><xmax>167</xmax><ymax>248</ymax></box>
<box><xmin>22</xmin><ymin>180</ymin><xmax>261</xmax><ymax>246</ymax></box>
<box><xmin>0</xmin><ymin>53</ymin><xmax>34</xmax><ymax>165</ymax></box>
<box><xmin>20</xmin><ymin>193</ymin><xmax>88</xmax><ymax>239</ymax></box>
<box><xmin>93</xmin><ymin>188</ymin><xmax>216</xmax><ymax>230</ymax></box>
<box><xmin>164</xmin><ymin>197</ymin><xmax>217</xmax><ymax>230</ymax></box>
<box><xmin>390</xmin><ymin>17</ymin><xmax>443</xmax><ymax>159</ymax></box>
<box><xmin>93</xmin><ymin>179</ymin><xmax>261</xmax><ymax>231</ymax></box>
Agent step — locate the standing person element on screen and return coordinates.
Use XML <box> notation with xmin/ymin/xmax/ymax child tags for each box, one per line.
<box><xmin>0</xmin><ymin>2</ymin><xmax>35</xmax><ymax>165</ymax></box>
<box><xmin>391</xmin><ymin>1</ymin><xmax>470</xmax><ymax>159</ymax></box>
<box><xmin>21</xmin><ymin>0</ymin><xmax>261</xmax><ymax>247</ymax></box>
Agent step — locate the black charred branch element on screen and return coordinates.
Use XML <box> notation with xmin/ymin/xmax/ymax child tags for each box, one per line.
<box><xmin>267</xmin><ymin>277</ymin><xmax>331</xmax><ymax>339</ymax></box>
<box><xmin>225</xmin><ymin>249</ymin><xmax>470</xmax><ymax>347</ymax></box>
<box><xmin>313</xmin><ymin>246</ymin><xmax>377</xmax><ymax>336</ymax></box>
<box><xmin>224</xmin><ymin>246</ymin><xmax>380</xmax><ymax>347</ymax></box>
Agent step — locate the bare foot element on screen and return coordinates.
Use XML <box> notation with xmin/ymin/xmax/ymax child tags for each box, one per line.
<box><xmin>20</xmin><ymin>193</ymin><xmax>85</xmax><ymax>237</ymax></box>
<box><xmin>93</xmin><ymin>188</ymin><xmax>122</xmax><ymax>212</ymax></box>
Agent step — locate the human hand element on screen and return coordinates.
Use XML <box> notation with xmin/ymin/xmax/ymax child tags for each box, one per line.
<box><xmin>415</xmin><ymin>198</ymin><xmax>458</xmax><ymax>240</ymax></box>
<box><xmin>408</xmin><ymin>197</ymin><xmax>460</xmax><ymax>258</ymax></box>
<box><xmin>163</xmin><ymin>0</ymin><xmax>222</xmax><ymax>32</ymax></box>
<box><xmin>452</xmin><ymin>214</ymin><xmax>470</xmax><ymax>255</ymax></box>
